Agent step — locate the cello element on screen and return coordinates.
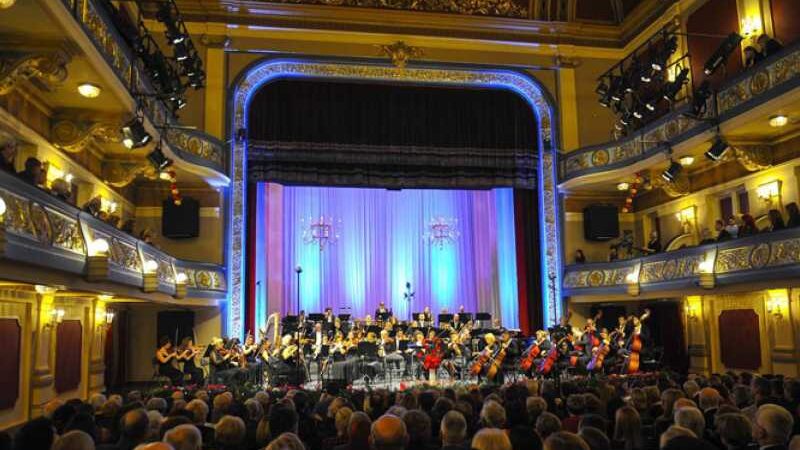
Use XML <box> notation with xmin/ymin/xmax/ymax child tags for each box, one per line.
<box><xmin>519</xmin><ymin>342</ymin><xmax>541</xmax><ymax>372</ymax></box>
<box><xmin>586</xmin><ymin>336</ymin><xmax>610</xmax><ymax>372</ymax></box>
<box><xmin>486</xmin><ymin>339</ymin><xmax>512</xmax><ymax>381</ymax></box>
<box><xmin>470</xmin><ymin>346</ymin><xmax>492</xmax><ymax>376</ymax></box>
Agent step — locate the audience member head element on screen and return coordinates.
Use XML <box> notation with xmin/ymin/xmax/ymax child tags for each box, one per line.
<box><xmin>163</xmin><ymin>424</ymin><xmax>202</xmax><ymax>450</ymax></box>
<box><xmin>526</xmin><ymin>396</ymin><xmax>548</xmax><ymax>424</ymax></box>
<box><xmin>543</xmin><ymin>431</ymin><xmax>589</xmax><ymax>450</ymax></box>
<box><xmin>674</xmin><ymin>406</ymin><xmax>705</xmax><ymax>438</ymax></box>
<box><xmin>660</xmin><ymin>389</ymin><xmax>685</xmax><ymax>418</ymax></box>
<box><xmin>265</xmin><ymin>432</ymin><xmax>305</xmax><ymax>450</ymax></box>
<box><xmin>473</xmin><ymin>428</ymin><xmax>512</xmax><ymax>450</ymax></box>
<box><xmin>716</xmin><ymin>413</ymin><xmax>752</xmax><ymax>450</ymax></box>
<box><xmin>147</xmin><ymin>398</ymin><xmax>168</xmax><ymax>414</ymax></box>
<box><xmin>536</xmin><ymin>412</ymin><xmax>562</xmax><ymax>440</ymax></box>
<box><xmin>659</xmin><ymin>425</ymin><xmax>696</xmax><ymax>449</ymax></box>
<box><xmin>184</xmin><ymin>400</ymin><xmax>208</xmax><ymax>426</ymax></box>
<box><xmin>566</xmin><ymin>394</ymin><xmax>586</xmax><ymax>416</ymax></box>
<box><xmin>334</xmin><ymin>406</ymin><xmax>354</xmax><ymax>438</ymax></box>
<box><xmin>440</xmin><ymin>410</ymin><xmax>467</xmax><ymax>446</ymax></box>
<box><xmin>14</xmin><ymin>417</ymin><xmax>56</xmax><ymax>450</ymax></box>
<box><xmin>480</xmin><ymin>400</ymin><xmax>506</xmax><ymax>428</ymax></box>
<box><xmin>121</xmin><ymin>409</ymin><xmax>149</xmax><ymax>444</ymax></box>
<box><xmin>371</xmin><ymin>414</ymin><xmax>408</xmax><ymax>450</ymax></box>
<box><xmin>578</xmin><ymin>427</ymin><xmax>610</xmax><ymax>450</ymax></box>
<box><xmin>269</xmin><ymin>401</ymin><xmax>299</xmax><ymax>437</ymax></box>
<box><xmin>215</xmin><ymin>416</ymin><xmax>245</xmax><ymax>449</ymax></box>
<box><xmin>578</xmin><ymin>414</ymin><xmax>606</xmax><ymax>433</ymax></box>
<box><xmin>402</xmin><ymin>409</ymin><xmax>431</xmax><ymax>446</ymax></box>
<box><xmin>52</xmin><ymin>430</ymin><xmax>94</xmax><ymax>450</ymax></box>
<box><xmin>698</xmin><ymin>388</ymin><xmax>720</xmax><ymax>411</ymax></box>
<box><xmin>753</xmin><ymin>403</ymin><xmax>794</xmax><ymax>447</ymax></box>
<box><xmin>509</xmin><ymin>425</ymin><xmax>542</xmax><ymax>450</ymax></box>
<box><xmin>613</xmin><ymin>406</ymin><xmax>642</xmax><ymax>450</ymax></box>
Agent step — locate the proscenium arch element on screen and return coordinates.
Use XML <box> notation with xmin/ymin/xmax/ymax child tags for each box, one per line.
<box><xmin>227</xmin><ymin>57</ymin><xmax>563</xmax><ymax>338</ymax></box>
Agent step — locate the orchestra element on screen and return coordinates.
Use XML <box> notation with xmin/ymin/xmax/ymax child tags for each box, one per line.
<box><xmin>153</xmin><ymin>306</ymin><xmax>655</xmax><ymax>388</ymax></box>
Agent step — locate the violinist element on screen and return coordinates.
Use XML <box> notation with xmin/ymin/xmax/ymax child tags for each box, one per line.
<box><xmin>242</xmin><ymin>332</ymin><xmax>263</xmax><ymax>381</ymax></box>
<box><xmin>176</xmin><ymin>337</ymin><xmax>204</xmax><ymax>385</ymax></box>
<box><xmin>382</xmin><ymin>329</ymin><xmax>404</xmax><ymax>371</ymax></box>
<box><xmin>421</xmin><ymin>306</ymin><xmax>433</xmax><ymax>327</ymax></box>
<box><xmin>209</xmin><ymin>337</ymin><xmax>238</xmax><ymax>384</ymax></box>
<box><xmin>375</xmin><ymin>301</ymin><xmax>390</xmax><ymax>320</ymax></box>
<box><xmin>156</xmin><ymin>336</ymin><xmax>184</xmax><ymax>385</ymax></box>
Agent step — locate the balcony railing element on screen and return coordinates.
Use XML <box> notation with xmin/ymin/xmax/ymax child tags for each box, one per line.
<box><xmin>56</xmin><ymin>0</ymin><xmax>226</xmax><ymax>175</ymax></box>
<box><xmin>0</xmin><ymin>170</ymin><xmax>226</xmax><ymax>299</ymax></box>
<box><xmin>560</xmin><ymin>40</ymin><xmax>800</xmax><ymax>183</ymax></box>
<box><xmin>563</xmin><ymin>226</ymin><xmax>800</xmax><ymax>296</ymax></box>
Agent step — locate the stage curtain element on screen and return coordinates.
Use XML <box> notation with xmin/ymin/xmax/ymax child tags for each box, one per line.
<box><xmin>0</xmin><ymin>319</ymin><xmax>21</xmax><ymax>410</ymax></box>
<box><xmin>514</xmin><ymin>188</ymin><xmax>542</xmax><ymax>333</ymax></box>
<box><xmin>246</xmin><ymin>79</ymin><xmax>538</xmax><ymax>189</ymax></box>
<box><xmin>266</xmin><ymin>185</ymin><xmax>519</xmax><ymax>327</ymax></box>
<box><xmin>55</xmin><ymin>320</ymin><xmax>82</xmax><ymax>394</ymax></box>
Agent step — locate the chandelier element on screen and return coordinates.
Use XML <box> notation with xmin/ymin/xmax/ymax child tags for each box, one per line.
<box><xmin>301</xmin><ymin>215</ymin><xmax>341</xmax><ymax>251</ymax></box>
<box><xmin>424</xmin><ymin>216</ymin><xmax>460</xmax><ymax>249</ymax></box>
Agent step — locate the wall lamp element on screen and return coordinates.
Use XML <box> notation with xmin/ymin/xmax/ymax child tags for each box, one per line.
<box><xmin>756</xmin><ymin>180</ymin><xmax>781</xmax><ymax>205</ymax></box>
<box><xmin>44</xmin><ymin>308</ymin><xmax>65</xmax><ymax>329</ymax></box>
<box><xmin>87</xmin><ymin>238</ymin><xmax>110</xmax><ymax>282</ymax></box>
<box><xmin>767</xmin><ymin>289</ymin><xmax>788</xmax><ymax>319</ymax></box>
<box><xmin>143</xmin><ymin>259</ymin><xmax>159</xmax><ymax>293</ymax></box>
<box><xmin>174</xmin><ymin>272</ymin><xmax>188</xmax><ymax>299</ymax></box>
<box><xmin>626</xmin><ymin>271</ymin><xmax>640</xmax><ymax>296</ymax></box>
<box><xmin>685</xmin><ymin>299</ymin><xmax>701</xmax><ymax>321</ymax></box>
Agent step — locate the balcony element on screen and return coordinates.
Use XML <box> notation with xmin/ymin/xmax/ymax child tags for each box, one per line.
<box><xmin>0</xmin><ymin>170</ymin><xmax>225</xmax><ymax>301</ymax></box>
<box><xmin>560</xmin><ymin>39</ymin><xmax>800</xmax><ymax>184</ymax></box>
<box><xmin>563</xmin><ymin>226</ymin><xmax>800</xmax><ymax>298</ymax></box>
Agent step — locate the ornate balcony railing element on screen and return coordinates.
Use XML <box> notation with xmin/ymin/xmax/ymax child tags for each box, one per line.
<box><xmin>0</xmin><ymin>170</ymin><xmax>226</xmax><ymax>299</ymax></box>
<box><xmin>563</xmin><ymin>226</ymin><xmax>800</xmax><ymax>296</ymax></box>
<box><xmin>560</xmin><ymin>40</ymin><xmax>800</xmax><ymax>183</ymax></box>
<box><xmin>55</xmin><ymin>0</ymin><xmax>226</xmax><ymax>175</ymax></box>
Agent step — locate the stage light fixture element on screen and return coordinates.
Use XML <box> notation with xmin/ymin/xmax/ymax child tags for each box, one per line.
<box><xmin>661</xmin><ymin>159</ymin><xmax>683</xmax><ymax>182</ymax></box>
<box><xmin>691</xmin><ymin>80</ymin><xmax>712</xmax><ymax>117</ymax></box>
<box><xmin>662</xmin><ymin>67</ymin><xmax>690</xmax><ymax>102</ymax></box>
<box><xmin>121</xmin><ymin>117</ymin><xmax>152</xmax><ymax>149</ymax></box>
<box><xmin>704</xmin><ymin>137</ymin><xmax>730</xmax><ymax>161</ymax></box>
<box><xmin>704</xmin><ymin>33</ymin><xmax>743</xmax><ymax>76</ymax></box>
<box><xmin>769</xmin><ymin>115</ymin><xmax>788</xmax><ymax>127</ymax></box>
<box><xmin>652</xmin><ymin>35</ymin><xmax>678</xmax><ymax>71</ymax></box>
<box><xmin>633</xmin><ymin>109</ymin><xmax>644</xmax><ymax>119</ymax></box>
<box><xmin>147</xmin><ymin>145</ymin><xmax>173</xmax><ymax>171</ymax></box>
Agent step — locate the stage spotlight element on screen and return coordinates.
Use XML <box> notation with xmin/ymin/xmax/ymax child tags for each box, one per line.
<box><xmin>608</xmin><ymin>75</ymin><xmax>624</xmax><ymax>102</ymax></box>
<box><xmin>704</xmin><ymin>33</ymin><xmax>743</xmax><ymax>76</ymax></box>
<box><xmin>652</xmin><ymin>35</ymin><xmax>678</xmax><ymax>71</ymax></box>
<box><xmin>691</xmin><ymin>80</ymin><xmax>712</xmax><ymax>117</ymax></box>
<box><xmin>704</xmin><ymin>137</ymin><xmax>730</xmax><ymax>161</ymax></box>
<box><xmin>661</xmin><ymin>159</ymin><xmax>683</xmax><ymax>182</ymax></box>
<box><xmin>620</xmin><ymin>111</ymin><xmax>634</xmax><ymax>126</ymax></box>
<box><xmin>173</xmin><ymin>42</ymin><xmax>189</xmax><ymax>61</ymax></box>
<box><xmin>147</xmin><ymin>146</ymin><xmax>173</xmax><ymax>171</ymax></box>
<box><xmin>121</xmin><ymin>117</ymin><xmax>152</xmax><ymax>149</ymax></box>
<box><xmin>662</xmin><ymin>67</ymin><xmax>690</xmax><ymax>102</ymax></box>
<box><xmin>633</xmin><ymin>109</ymin><xmax>644</xmax><ymax>119</ymax></box>
<box><xmin>171</xmin><ymin>97</ymin><xmax>187</xmax><ymax>112</ymax></box>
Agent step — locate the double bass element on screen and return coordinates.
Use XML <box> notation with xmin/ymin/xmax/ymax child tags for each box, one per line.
<box><xmin>624</xmin><ymin>309</ymin><xmax>650</xmax><ymax>374</ymax></box>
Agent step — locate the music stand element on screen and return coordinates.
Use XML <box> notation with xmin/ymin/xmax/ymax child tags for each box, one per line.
<box><xmin>438</xmin><ymin>314</ymin><xmax>453</xmax><ymax>325</ymax></box>
<box><xmin>366</xmin><ymin>325</ymin><xmax>382</xmax><ymax>336</ymax></box>
<box><xmin>337</xmin><ymin>314</ymin><xmax>351</xmax><ymax>321</ymax></box>
<box><xmin>377</xmin><ymin>312</ymin><xmax>392</xmax><ymax>322</ymax></box>
<box><xmin>308</xmin><ymin>313</ymin><xmax>324</xmax><ymax>322</ymax></box>
<box><xmin>475</xmin><ymin>312</ymin><xmax>492</xmax><ymax>321</ymax></box>
<box><xmin>460</xmin><ymin>313</ymin><xmax>473</xmax><ymax>323</ymax></box>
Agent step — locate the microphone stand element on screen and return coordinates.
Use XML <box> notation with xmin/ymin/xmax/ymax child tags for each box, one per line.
<box><xmin>294</xmin><ymin>265</ymin><xmax>303</xmax><ymax>385</ymax></box>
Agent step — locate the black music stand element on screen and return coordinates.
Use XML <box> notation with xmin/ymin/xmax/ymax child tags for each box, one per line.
<box><xmin>337</xmin><ymin>314</ymin><xmax>351</xmax><ymax>321</ymax></box>
<box><xmin>438</xmin><ymin>314</ymin><xmax>453</xmax><ymax>326</ymax></box>
<box><xmin>308</xmin><ymin>313</ymin><xmax>324</xmax><ymax>322</ymax></box>
<box><xmin>460</xmin><ymin>313</ymin><xmax>473</xmax><ymax>323</ymax></box>
<box><xmin>377</xmin><ymin>312</ymin><xmax>392</xmax><ymax>323</ymax></box>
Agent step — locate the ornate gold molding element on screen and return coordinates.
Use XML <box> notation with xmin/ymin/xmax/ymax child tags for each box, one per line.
<box><xmin>256</xmin><ymin>0</ymin><xmax>527</xmax><ymax>18</ymax></box>
<box><xmin>733</xmin><ymin>144</ymin><xmax>773</xmax><ymax>172</ymax></box>
<box><xmin>0</xmin><ymin>50</ymin><xmax>69</xmax><ymax>96</ymax></box>
<box><xmin>655</xmin><ymin>171</ymin><xmax>690</xmax><ymax>198</ymax></box>
<box><xmin>377</xmin><ymin>41</ymin><xmax>423</xmax><ymax>69</ymax></box>
<box><xmin>51</xmin><ymin>119</ymin><xmax>122</xmax><ymax>154</ymax></box>
<box><xmin>101</xmin><ymin>159</ymin><xmax>158</xmax><ymax>188</ymax></box>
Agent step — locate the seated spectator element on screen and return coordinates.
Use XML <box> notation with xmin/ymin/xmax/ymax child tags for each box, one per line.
<box><xmin>659</xmin><ymin>425</ymin><xmax>696</xmax><ymax>449</ymax></box>
<box><xmin>537</xmin><ymin>412</ymin><xmax>562</xmax><ymax>440</ymax></box>
<box><xmin>613</xmin><ymin>406</ymin><xmax>644</xmax><ymax>450</ymax></box>
<box><xmin>120</xmin><ymin>219</ymin><xmax>136</xmax><ymax>234</ymax></box>
<box><xmin>14</xmin><ymin>417</ymin><xmax>56</xmax><ymax>450</ymax></box>
<box><xmin>739</xmin><ymin>214</ymin><xmax>759</xmax><ymax>237</ymax></box>
<box><xmin>675</xmin><ymin>406</ymin><xmax>706</xmax><ymax>439</ymax></box>
<box><xmin>97</xmin><ymin>408</ymin><xmax>148</xmax><ymax>450</ymax></box>
<box><xmin>83</xmin><ymin>196</ymin><xmax>102</xmax><ymax>217</ymax></box>
<box><xmin>1</xmin><ymin>139</ymin><xmax>17</xmax><ymax>173</ymax></box>
<box><xmin>480</xmin><ymin>400</ymin><xmax>506</xmax><ymax>429</ymax></box>
<box><xmin>562</xmin><ymin>394</ymin><xmax>586</xmax><ymax>433</ymax></box>
<box><xmin>661</xmin><ymin>435</ymin><xmax>717</xmax><ymax>450</ymax></box>
<box><xmin>644</xmin><ymin>230</ymin><xmax>662</xmax><ymax>254</ymax></box>
<box><xmin>786</xmin><ymin>203</ymin><xmax>800</xmax><ymax>228</ymax></box>
<box><xmin>744</xmin><ymin>46</ymin><xmax>764</xmax><ymax>68</ymax></box>
<box><xmin>18</xmin><ymin>157</ymin><xmax>45</xmax><ymax>187</ymax></box>
<box><xmin>698</xmin><ymin>387</ymin><xmax>721</xmax><ymax>431</ymax></box>
<box><xmin>758</xmin><ymin>34</ymin><xmax>784</xmax><ymax>58</ymax></box>
<box><xmin>608</xmin><ymin>246</ymin><xmax>618</xmax><ymax>262</ymax></box>
<box><xmin>578</xmin><ymin>427</ymin><xmax>610</xmax><ymax>450</ymax></box>
<box><xmin>266</xmin><ymin>432</ymin><xmax>305</xmax><ymax>450</ymax></box>
<box><xmin>715</xmin><ymin>220</ymin><xmax>732</xmax><ymax>242</ymax></box>
<box><xmin>402</xmin><ymin>410</ymin><xmax>436</xmax><ymax>450</ymax></box>
<box><xmin>508</xmin><ymin>424</ymin><xmax>542</xmax><ymax>450</ymax></box>
<box><xmin>371</xmin><ymin>415</ymin><xmax>408</xmax><ymax>450</ymax></box>
<box><xmin>472</xmin><ymin>428</ymin><xmax>512</xmax><ymax>450</ymax></box>
<box><xmin>753</xmin><ymin>404</ymin><xmax>794</xmax><ymax>450</ymax></box>
<box><xmin>440</xmin><ymin>411</ymin><xmax>468</xmax><ymax>450</ymax></box>
<box><xmin>767</xmin><ymin>209</ymin><xmax>786</xmax><ymax>232</ymax></box>
<box><xmin>726</xmin><ymin>217</ymin><xmax>740</xmax><ymax>239</ymax></box>
<box><xmin>336</xmin><ymin>411</ymin><xmax>371</xmax><ymax>450</ymax></box>
<box><xmin>163</xmin><ymin>424</ymin><xmax>201</xmax><ymax>450</ymax></box>
<box><xmin>214</xmin><ymin>416</ymin><xmax>246</xmax><ymax>450</ymax></box>
<box><xmin>574</xmin><ymin>249</ymin><xmax>586</xmax><ymax>264</ymax></box>
<box><xmin>526</xmin><ymin>396</ymin><xmax>548</xmax><ymax>425</ymax></box>
<box><xmin>543</xmin><ymin>431</ymin><xmax>588</xmax><ymax>450</ymax></box>
<box><xmin>53</xmin><ymin>430</ymin><xmax>95</xmax><ymax>450</ymax></box>
<box><xmin>716</xmin><ymin>413</ymin><xmax>754</xmax><ymax>450</ymax></box>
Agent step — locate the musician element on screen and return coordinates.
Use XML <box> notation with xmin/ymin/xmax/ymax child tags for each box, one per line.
<box><xmin>621</xmin><ymin>309</ymin><xmax>651</xmax><ymax>374</ymax></box>
<box><xmin>643</xmin><ymin>231</ymin><xmax>662</xmax><ymax>254</ymax></box>
<box><xmin>156</xmin><ymin>337</ymin><xmax>184</xmax><ymax>385</ymax></box>
<box><xmin>381</xmin><ymin>329</ymin><xmax>404</xmax><ymax>371</ymax></box>
<box><xmin>242</xmin><ymin>333</ymin><xmax>263</xmax><ymax>381</ymax></box>
<box><xmin>422</xmin><ymin>306</ymin><xmax>433</xmax><ymax>326</ymax></box>
<box><xmin>176</xmin><ymin>337</ymin><xmax>204</xmax><ymax>385</ymax></box>
<box><xmin>210</xmin><ymin>337</ymin><xmax>242</xmax><ymax>384</ymax></box>
<box><xmin>375</xmin><ymin>302</ymin><xmax>390</xmax><ymax>319</ymax></box>
<box><xmin>323</xmin><ymin>307</ymin><xmax>335</xmax><ymax>334</ymax></box>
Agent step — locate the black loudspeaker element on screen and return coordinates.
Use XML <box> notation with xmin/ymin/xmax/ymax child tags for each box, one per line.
<box><xmin>583</xmin><ymin>204</ymin><xmax>620</xmax><ymax>241</ymax></box>
<box><xmin>162</xmin><ymin>197</ymin><xmax>199</xmax><ymax>238</ymax></box>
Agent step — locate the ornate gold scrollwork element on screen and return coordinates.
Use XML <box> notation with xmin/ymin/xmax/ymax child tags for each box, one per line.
<box><xmin>51</xmin><ymin>119</ymin><xmax>122</xmax><ymax>154</ymax></box>
<box><xmin>733</xmin><ymin>144</ymin><xmax>773</xmax><ymax>172</ymax></box>
<box><xmin>101</xmin><ymin>160</ymin><xmax>158</xmax><ymax>188</ymax></box>
<box><xmin>0</xmin><ymin>50</ymin><xmax>69</xmax><ymax>96</ymax></box>
<box><xmin>654</xmin><ymin>171</ymin><xmax>690</xmax><ymax>198</ymax></box>
<box><xmin>377</xmin><ymin>41</ymin><xmax>423</xmax><ymax>69</ymax></box>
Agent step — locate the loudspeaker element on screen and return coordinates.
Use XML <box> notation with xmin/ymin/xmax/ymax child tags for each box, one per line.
<box><xmin>583</xmin><ymin>204</ymin><xmax>619</xmax><ymax>241</ymax></box>
<box><xmin>162</xmin><ymin>197</ymin><xmax>199</xmax><ymax>239</ymax></box>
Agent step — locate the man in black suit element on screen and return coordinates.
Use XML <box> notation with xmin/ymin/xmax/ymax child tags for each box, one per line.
<box><xmin>753</xmin><ymin>404</ymin><xmax>794</xmax><ymax>450</ymax></box>
<box><xmin>440</xmin><ymin>411</ymin><xmax>469</xmax><ymax>450</ymax></box>
<box><xmin>699</xmin><ymin>387</ymin><xmax>721</xmax><ymax>431</ymax></box>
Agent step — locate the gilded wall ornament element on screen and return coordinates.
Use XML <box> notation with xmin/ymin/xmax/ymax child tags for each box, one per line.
<box><xmin>733</xmin><ymin>145</ymin><xmax>772</xmax><ymax>172</ymax></box>
<box><xmin>377</xmin><ymin>41</ymin><xmax>423</xmax><ymax>69</ymax></box>
<box><xmin>0</xmin><ymin>50</ymin><xmax>69</xmax><ymax>96</ymax></box>
<box><xmin>101</xmin><ymin>160</ymin><xmax>157</xmax><ymax>188</ymax></box>
<box><xmin>51</xmin><ymin>119</ymin><xmax>122</xmax><ymax>154</ymax></box>
<box><xmin>262</xmin><ymin>0</ymin><xmax>527</xmax><ymax>18</ymax></box>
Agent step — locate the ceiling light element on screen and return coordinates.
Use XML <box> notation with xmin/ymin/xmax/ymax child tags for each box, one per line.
<box><xmin>679</xmin><ymin>156</ymin><xmax>695</xmax><ymax>167</ymax></box>
<box><xmin>77</xmin><ymin>83</ymin><xmax>102</xmax><ymax>98</ymax></box>
<box><xmin>0</xmin><ymin>0</ymin><xmax>17</xmax><ymax>9</ymax></box>
<box><xmin>661</xmin><ymin>160</ymin><xmax>683</xmax><ymax>182</ymax></box>
<box><xmin>769</xmin><ymin>115</ymin><xmax>788</xmax><ymax>127</ymax></box>
<box><xmin>704</xmin><ymin>137</ymin><xmax>730</xmax><ymax>161</ymax></box>
<box><xmin>617</xmin><ymin>182</ymin><xmax>630</xmax><ymax>191</ymax></box>
<box><xmin>121</xmin><ymin>117</ymin><xmax>152</xmax><ymax>149</ymax></box>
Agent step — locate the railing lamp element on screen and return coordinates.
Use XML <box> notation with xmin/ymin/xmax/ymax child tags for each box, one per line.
<box><xmin>143</xmin><ymin>259</ymin><xmax>158</xmax><ymax>293</ymax></box>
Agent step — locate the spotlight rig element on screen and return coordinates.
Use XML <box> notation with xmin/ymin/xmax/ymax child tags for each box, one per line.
<box><xmin>704</xmin><ymin>137</ymin><xmax>730</xmax><ymax>161</ymax></box>
<box><xmin>704</xmin><ymin>33</ymin><xmax>743</xmax><ymax>76</ymax></box>
<box><xmin>661</xmin><ymin>159</ymin><xmax>683</xmax><ymax>182</ymax></box>
<box><xmin>155</xmin><ymin>0</ymin><xmax>205</xmax><ymax>90</ymax></box>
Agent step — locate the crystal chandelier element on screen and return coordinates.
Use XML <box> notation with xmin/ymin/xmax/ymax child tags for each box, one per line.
<box><xmin>424</xmin><ymin>216</ymin><xmax>460</xmax><ymax>249</ymax></box>
<box><xmin>301</xmin><ymin>215</ymin><xmax>341</xmax><ymax>251</ymax></box>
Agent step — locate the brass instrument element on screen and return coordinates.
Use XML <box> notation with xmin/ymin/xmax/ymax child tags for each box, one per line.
<box><xmin>281</xmin><ymin>344</ymin><xmax>299</xmax><ymax>360</ymax></box>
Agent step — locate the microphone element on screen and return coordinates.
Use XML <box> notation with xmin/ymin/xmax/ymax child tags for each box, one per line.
<box><xmin>295</xmin><ymin>265</ymin><xmax>303</xmax><ymax>274</ymax></box>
